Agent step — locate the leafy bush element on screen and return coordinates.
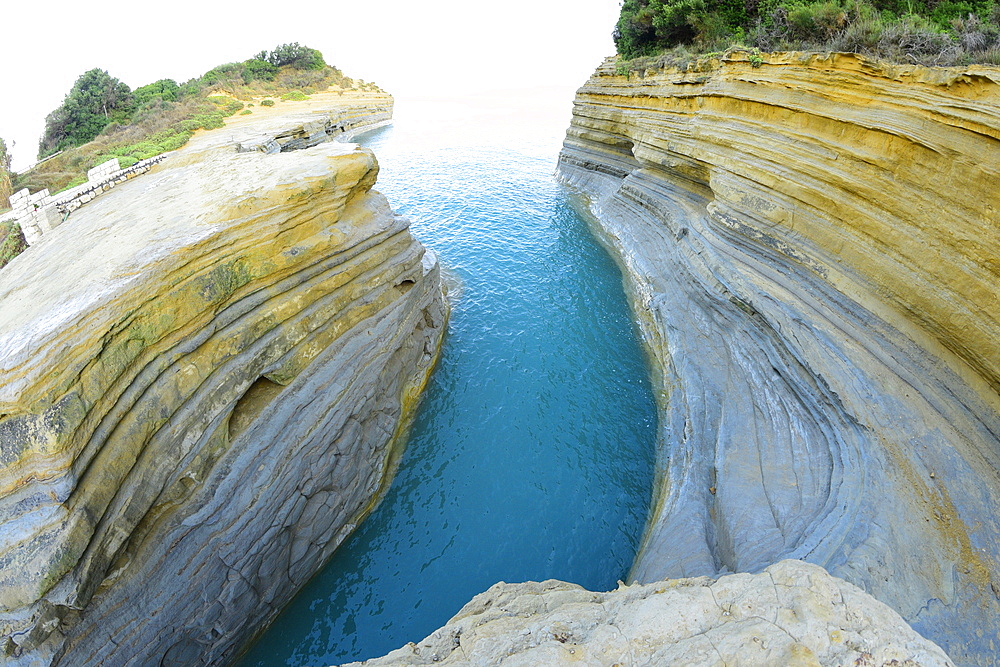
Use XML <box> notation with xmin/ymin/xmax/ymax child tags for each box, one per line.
<box><xmin>0</xmin><ymin>138</ymin><xmax>11</xmax><ymax>210</ymax></box>
<box><xmin>0</xmin><ymin>221</ymin><xmax>27</xmax><ymax>270</ymax></box>
<box><xmin>242</xmin><ymin>58</ymin><xmax>278</xmax><ymax>83</ymax></box>
<box><xmin>260</xmin><ymin>43</ymin><xmax>327</xmax><ymax>70</ymax></box>
<box><xmin>201</xmin><ymin>63</ymin><xmax>243</xmax><ymax>86</ymax></box>
<box><xmin>787</xmin><ymin>2</ymin><xmax>849</xmax><ymax>40</ymax></box>
<box><xmin>614</xmin><ymin>0</ymin><xmax>1000</xmax><ymax>63</ymax></box>
<box><xmin>133</xmin><ymin>79</ymin><xmax>180</xmax><ymax>107</ymax></box>
<box><xmin>281</xmin><ymin>90</ymin><xmax>310</xmax><ymax>101</ymax></box>
<box><xmin>260</xmin><ymin>99</ymin><xmax>275</xmax><ymax>106</ymax></box>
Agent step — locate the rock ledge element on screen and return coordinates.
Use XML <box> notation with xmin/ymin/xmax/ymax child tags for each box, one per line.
<box><xmin>346</xmin><ymin>560</ymin><xmax>952</xmax><ymax>666</ymax></box>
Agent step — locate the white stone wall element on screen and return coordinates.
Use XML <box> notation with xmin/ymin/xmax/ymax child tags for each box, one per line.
<box><xmin>86</xmin><ymin>158</ymin><xmax>120</xmax><ymax>182</ymax></box>
<box><xmin>12</xmin><ymin>156</ymin><xmax>167</xmax><ymax>247</ymax></box>
<box><xmin>9</xmin><ymin>188</ymin><xmax>53</xmax><ymax>246</ymax></box>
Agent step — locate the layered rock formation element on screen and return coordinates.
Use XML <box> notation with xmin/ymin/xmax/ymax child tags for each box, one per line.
<box><xmin>347</xmin><ymin>560</ymin><xmax>953</xmax><ymax>666</ymax></box>
<box><xmin>0</xmin><ymin>97</ymin><xmax>446</xmax><ymax>665</ymax></box>
<box><xmin>556</xmin><ymin>52</ymin><xmax>1000</xmax><ymax>664</ymax></box>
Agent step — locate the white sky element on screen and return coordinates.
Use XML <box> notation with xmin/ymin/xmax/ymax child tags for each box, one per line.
<box><xmin>0</xmin><ymin>0</ymin><xmax>621</xmax><ymax>172</ymax></box>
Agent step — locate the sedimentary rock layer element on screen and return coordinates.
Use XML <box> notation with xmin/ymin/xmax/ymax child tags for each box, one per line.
<box><xmin>557</xmin><ymin>52</ymin><xmax>1000</xmax><ymax>664</ymax></box>
<box><xmin>234</xmin><ymin>97</ymin><xmax>393</xmax><ymax>153</ymax></box>
<box><xmin>0</xmin><ymin>101</ymin><xmax>446</xmax><ymax>665</ymax></box>
<box><xmin>346</xmin><ymin>560</ymin><xmax>952</xmax><ymax>666</ymax></box>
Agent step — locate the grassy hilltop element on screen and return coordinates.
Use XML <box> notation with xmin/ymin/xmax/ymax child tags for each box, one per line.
<box><xmin>0</xmin><ymin>43</ymin><xmax>383</xmax><ymax>269</ymax></box>
<box><xmin>8</xmin><ymin>43</ymin><xmax>383</xmax><ymax>199</ymax></box>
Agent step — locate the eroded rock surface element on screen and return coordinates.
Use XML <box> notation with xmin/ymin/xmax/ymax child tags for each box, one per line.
<box><xmin>556</xmin><ymin>52</ymin><xmax>1000</xmax><ymax>663</ymax></box>
<box><xmin>346</xmin><ymin>560</ymin><xmax>952</xmax><ymax>666</ymax></box>
<box><xmin>0</xmin><ymin>97</ymin><xmax>446</xmax><ymax>665</ymax></box>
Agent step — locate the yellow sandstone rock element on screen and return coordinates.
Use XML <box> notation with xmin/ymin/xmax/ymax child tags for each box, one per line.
<box><xmin>558</xmin><ymin>52</ymin><xmax>1000</xmax><ymax>664</ymax></box>
<box><xmin>0</xmin><ymin>96</ymin><xmax>447</xmax><ymax>665</ymax></box>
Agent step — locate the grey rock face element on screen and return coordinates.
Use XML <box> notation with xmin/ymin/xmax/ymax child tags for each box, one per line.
<box><xmin>555</xmin><ymin>55</ymin><xmax>1000</xmax><ymax>664</ymax></box>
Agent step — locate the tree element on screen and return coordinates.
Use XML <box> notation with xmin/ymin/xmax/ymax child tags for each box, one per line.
<box><xmin>265</xmin><ymin>43</ymin><xmax>327</xmax><ymax>70</ymax></box>
<box><xmin>38</xmin><ymin>69</ymin><xmax>134</xmax><ymax>158</ymax></box>
<box><xmin>615</xmin><ymin>0</ymin><xmax>710</xmax><ymax>57</ymax></box>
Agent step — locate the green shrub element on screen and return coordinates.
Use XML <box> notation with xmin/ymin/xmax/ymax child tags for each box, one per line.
<box><xmin>239</xmin><ymin>109</ymin><xmax>252</xmax><ymax>115</ymax></box>
<box><xmin>133</xmin><ymin>79</ymin><xmax>180</xmax><ymax>107</ymax></box>
<box><xmin>263</xmin><ymin>43</ymin><xmax>327</xmax><ymax>70</ymax></box>
<box><xmin>281</xmin><ymin>90</ymin><xmax>310</xmax><ymax>101</ymax></box>
<box><xmin>0</xmin><ymin>221</ymin><xmax>27</xmax><ymax>270</ymax></box>
<box><xmin>788</xmin><ymin>2</ymin><xmax>849</xmax><ymax>39</ymax></box>
<box><xmin>614</xmin><ymin>0</ymin><xmax>1000</xmax><ymax>63</ymax></box>
<box><xmin>690</xmin><ymin>10</ymin><xmax>732</xmax><ymax>47</ymax></box>
<box><xmin>241</xmin><ymin>58</ymin><xmax>278</xmax><ymax>83</ymax></box>
<box><xmin>260</xmin><ymin>98</ymin><xmax>275</xmax><ymax>106</ymax></box>
<box><xmin>191</xmin><ymin>113</ymin><xmax>226</xmax><ymax>130</ymax></box>
<box><xmin>159</xmin><ymin>132</ymin><xmax>192</xmax><ymax>151</ymax></box>
<box><xmin>201</xmin><ymin>63</ymin><xmax>243</xmax><ymax>86</ymax></box>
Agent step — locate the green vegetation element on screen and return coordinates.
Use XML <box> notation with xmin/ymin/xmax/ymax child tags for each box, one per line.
<box><xmin>1</xmin><ymin>138</ymin><xmax>11</xmax><ymax>210</ymax></box>
<box><xmin>16</xmin><ymin>43</ymin><xmax>375</xmax><ymax>195</ymax></box>
<box><xmin>614</xmin><ymin>0</ymin><xmax>1000</xmax><ymax>65</ymax></box>
<box><xmin>38</xmin><ymin>69</ymin><xmax>134</xmax><ymax>158</ymax></box>
<box><xmin>258</xmin><ymin>42</ymin><xmax>326</xmax><ymax>70</ymax></box>
<box><xmin>0</xmin><ymin>221</ymin><xmax>26</xmax><ymax>270</ymax></box>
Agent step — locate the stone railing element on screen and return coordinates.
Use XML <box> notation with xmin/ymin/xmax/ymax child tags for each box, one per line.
<box><xmin>2</xmin><ymin>155</ymin><xmax>168</xmax><ymax>246</ymax></box>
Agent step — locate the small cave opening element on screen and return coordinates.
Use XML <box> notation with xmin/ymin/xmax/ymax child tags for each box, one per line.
<box><xmin>395</xmin><ymin>279</ymin><xmax>416</xmax><ymax>294</ymax></box>
<box><xmin>228</xmin><ymin>376</ymin><xmax>285</xmax><ymax>441</ymax></box>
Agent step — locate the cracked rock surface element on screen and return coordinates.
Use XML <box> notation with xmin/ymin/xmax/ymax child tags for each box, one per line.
<box><xmin>344</xmin><ymin>560</ymin><xmax>952</xmax><ymax>666</ymax></box>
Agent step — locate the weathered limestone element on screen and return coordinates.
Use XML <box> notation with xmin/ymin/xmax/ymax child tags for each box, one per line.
<box><xmin>0</xmin><ymin>97</ymin><xmax>446</xmax><ymax>665</ymax></box>
<box><xmin>557</xmin><ymin>52</ymin><xmax>1000</xmax><ymax>664</ymax></box>
<box><xmin>346</xmin><ymin>560</ymin><xmax>952</xmax><ymax>666</ymax></box>
<box><xmin>235</xmin><ymin>101</ymin><xmax>393</xmax><ymax>153</ymax></box>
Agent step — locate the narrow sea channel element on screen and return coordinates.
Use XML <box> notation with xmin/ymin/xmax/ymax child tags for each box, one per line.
<box><xmin>238</xmin><ymin>90</ymin><xmax>657</xmax><ymax>666</ymax></box>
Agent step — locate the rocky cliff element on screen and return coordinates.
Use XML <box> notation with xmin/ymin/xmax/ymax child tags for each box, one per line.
<box><xmin>346</xmin><ymin>560</ymin><xmax>953</xmax><ymax>666</ymax></box>
<box><xmin>0</xmin><ymin>96</ymin><xmax>447</xmax><ymax>665</ymax></box>
<box><xmin>556</xmin><ymin>52</ymin><xmax>1000</xmax><ymax>664</ymax></box>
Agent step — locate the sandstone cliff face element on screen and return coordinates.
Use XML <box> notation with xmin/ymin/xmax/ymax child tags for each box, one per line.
<box><xmin>557</xmin><ymin>53</ymin><xmax>1000</xmax><ymax>663</ymax></box>
<box><xmin>346</xmin><ymin>560</ymin><xmax>952</xmax><ymax>666</ymax></box>
<box><xmin>0</xmin><ymin>98</ymin><xmax>447</xmax><ymax>665</ymax></box>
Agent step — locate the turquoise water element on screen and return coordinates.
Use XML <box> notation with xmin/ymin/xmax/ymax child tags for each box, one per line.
<box><xmin>237</xmin><ymin>92</ymin><xmax>656</xmax><ymax>666</ymax></box>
